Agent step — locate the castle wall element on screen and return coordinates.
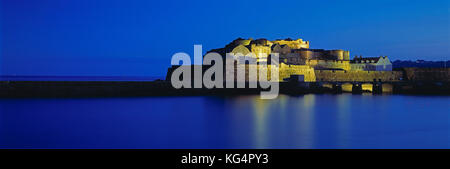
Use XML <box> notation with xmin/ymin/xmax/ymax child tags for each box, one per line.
<box><xmin>167</xmin><ymin>65</ymin><xmax>403</xmax><ymax>84</ymax></box>
<box><xmin>272</xmin><ymin>39</ymin><xmax>309</xmax><ymax>49</ymax></box>
<box><xmin>307</xmin><ymin>60</ymin><xmax>351</xmax><ymax>71</ymax></box>
<box><xmin>343</xmin><ymin>51</ymin><xmax>350</xmax><ymax>60</ymax></box>
<box><xmin>278</xmin><ymin>64</ymin><xmax>316</xmax><ymax>82</ymax></box>
<box><xmin>251</xmin><ymin>45</ymin><xmax>271</xmax><ymax>63</ymax></box>
<box><xmin>297</xmin><ymin>50</ymin><xmax>313</xmax><ymax>59</ymax></box>
<box><xmin>328</xmin><ymin>50</ymin><xmax>344</xmax><ymax>60</ymax></box>
<box><xmin>281</xmin><ymin>53</ymin><xmax>306</xmax><ymax>65</ymax></box>
<box><xmin>272</xmin><ymin>44</ymin><xmax>291</xmax><ymax>56</ymax></box>
<box><xmin>225</xmin><ymin>63</ymin><xmax>316</xmax><ymax>82</ymax></box>
<box><xmin>314</xmin><ymin>70</ymin><xmax>403</xmax><ymax>82</ymax></box>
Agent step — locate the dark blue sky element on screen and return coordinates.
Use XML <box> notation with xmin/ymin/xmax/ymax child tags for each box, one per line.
<box><xmin>1</xmin><ymin>0</ymin><xmax>449</xmax><ymax>76</ymax></box>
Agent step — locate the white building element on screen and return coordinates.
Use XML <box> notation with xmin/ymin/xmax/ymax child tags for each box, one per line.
<box><xmin>350</xmin><ymin>56</ymin><xmax>392</xmax><ymax>71</ymax></box>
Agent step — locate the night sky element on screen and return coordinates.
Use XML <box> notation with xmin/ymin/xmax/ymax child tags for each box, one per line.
<box><xmin>1</xmin><ymin>0</ymin><xmax>449</xmax><ymax>76</ymax></box>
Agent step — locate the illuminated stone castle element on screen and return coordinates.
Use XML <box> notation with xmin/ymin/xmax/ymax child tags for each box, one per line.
<box><xmin>208</xmin><ymin>37</ymin><xmax>392</xmax><ymax>72</ymax></box>
<box><xmin>203</xmin><ymin>37</ymin><xmax>399</xmax><ymax>83</ymax></box>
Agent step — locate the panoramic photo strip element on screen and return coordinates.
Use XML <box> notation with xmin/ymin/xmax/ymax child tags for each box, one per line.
<box><xmin>0</xmin><ymin>0</ymin><xmax>449</xmax><ymax>168</ymax></box>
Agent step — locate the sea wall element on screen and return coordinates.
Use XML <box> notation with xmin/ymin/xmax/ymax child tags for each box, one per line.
<box><xmin>278</xmin><ymin>64</ymin><xmax>316</xmax><ymax>82</ymax></box>
<box><xmin>314</xmin><ymin>70</ymin><xmax>403</xmax><ymax>82</ymax></box>
<box><xmin>167</xmin><ymin>65</ymin><xmax>403</xmax><ymax>83</ymax></box>
<box><xmin>306</xmin><ymin>60</ymin><xmax>351</xmax><ymax>71</ymax></box>
<box><xmin>402</xmin><ymin>68</ymin><xmax>450</xmax><ymax>82</ymax></box>
<box><xmin>224</xmin><ymin>64</ymin><xmax>316</xmax><ymax>82</ymax></box>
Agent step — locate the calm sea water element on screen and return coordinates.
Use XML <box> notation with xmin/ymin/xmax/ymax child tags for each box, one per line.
<box><xmin>0</xmin><ymin>94</ymin><xmax>448</xmax><ymax>149</ymax></box>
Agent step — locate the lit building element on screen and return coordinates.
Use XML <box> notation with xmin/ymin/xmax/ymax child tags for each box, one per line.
<box><xmin>208</xmin><ymin>37</ymin><xmax>392</xmax><ymax>71</ymax></box>
<box><xmin>350</xmin><ymin>56</ymin><xmax>392</xmax><ymax>71</ymax></box>
<box><xmin>201</xmin><ymin>37</ymin><xmax>398</xmax><ymax>82</ymax></box>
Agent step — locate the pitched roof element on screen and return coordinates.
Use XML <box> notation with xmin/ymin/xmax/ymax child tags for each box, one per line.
<box><xmin>352</xmin><ymin>57</ymin><xmax>381</xmax><ymax>63</ymax></box>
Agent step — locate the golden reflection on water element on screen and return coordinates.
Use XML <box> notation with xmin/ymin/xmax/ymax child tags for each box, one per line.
<box><xmin>229</xmin><ymin>94</ymin><xmax>318</xmax><ymax>148</ymax></box>
<box><xmin>252</xmin><ymin>97</ymin><xmax>270</xmax><ymax>148</ymax></box>
<box><xmin>297</xmin><ymin>94</ymin><xmax>316</xmax><ymax>148</ymax></box>
<box><xmin>228</xmin><ymin>94</ymin><xmax>358</xmax><ymax>148</ymax></box>
<box><xmin>336</xmin><ymin>94</ymin><xmax>351</xmax><ymax>148</ymax></box>
<box><xmin>251</xmin><ymin>95</ymin><xmax>289</xmax><ymax>148</ymax></box>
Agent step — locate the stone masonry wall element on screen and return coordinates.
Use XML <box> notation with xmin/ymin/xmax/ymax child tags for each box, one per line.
<box><xmin>314</xmin><ymin>70</ymin><xmax>403</xmax><ymax>82</ymax></box>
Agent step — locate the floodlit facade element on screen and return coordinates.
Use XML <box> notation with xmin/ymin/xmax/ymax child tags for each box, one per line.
<box><xmin>205</xmin><ymin>37</ymin><xmax>398</xmax><ymax>82</ymax></box>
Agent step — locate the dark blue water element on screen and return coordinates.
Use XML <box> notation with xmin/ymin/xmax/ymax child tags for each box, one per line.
<box><xmin>0</xmin><ymin>94</ymin><xmax>448</xmax><ymax>149</ymax></box>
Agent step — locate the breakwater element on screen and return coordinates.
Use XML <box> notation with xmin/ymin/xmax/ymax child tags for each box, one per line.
<box><xmin>0</xmin><ymin>80</ymin><xmax>448</xmax><ymax>98</ymax></box>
